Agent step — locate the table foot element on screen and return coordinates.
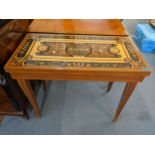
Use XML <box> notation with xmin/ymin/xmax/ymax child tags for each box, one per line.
<box><xmin>107</xmin><ymin>82</ymin><xmax>113</xmax><ymax>92</ymax></box>
<box><xmin>113</xmin><ymin>82</ymin><xmax>137</xmax><ymax>122</ymax></box>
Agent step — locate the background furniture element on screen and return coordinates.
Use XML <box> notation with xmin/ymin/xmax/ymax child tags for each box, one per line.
<box><xmin>0</xmin><ymin>19</ymin><xmax>32</xmax><ymax>123</ymax></box>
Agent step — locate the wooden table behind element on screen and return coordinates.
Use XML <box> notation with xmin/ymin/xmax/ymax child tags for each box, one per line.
<box><xmin>28</xmin><ymin>19</ymin><xmax>127</xmax><ymax>36</ymax></box>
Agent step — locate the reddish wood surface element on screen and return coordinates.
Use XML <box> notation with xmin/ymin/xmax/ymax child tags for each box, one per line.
<box><xmin>28</xmin><ymin>19</ymin><xmax>127</xmax><ymax>35</ymax></box>
<box><xmin>0</xmin><ymin>20</ymin><xmax>31</xmax><ymax>118</ymax></box>
<box><xmin>0</xmin><ymin>115</ymin><xmax>4</xmax><ymax>124</ymax></box>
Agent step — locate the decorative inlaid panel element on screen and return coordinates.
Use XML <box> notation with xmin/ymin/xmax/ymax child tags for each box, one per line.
<box><xmin>13</xmin><ymin>33</ymin><xmax>146</xmax><ymax>70</ymax></box>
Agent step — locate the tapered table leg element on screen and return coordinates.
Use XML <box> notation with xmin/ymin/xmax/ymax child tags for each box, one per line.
<box><xmin>107</xmin><ymin>82</ymin><xmax>113</xmax><ymax>92</ymax></box>
<box><xmin>41</xmin><ymin>80</ymin><xmax>47</xmax><ymax>93</ymax></box>
<box><xmin>113</xmin><ymin>82</ymin><xmax>137</xmax><ymax>122</ymax></box>
<box><xmin>17</xmin><ymin>79</ymin><xmax>41</xmax><ymax>118</ymax></box>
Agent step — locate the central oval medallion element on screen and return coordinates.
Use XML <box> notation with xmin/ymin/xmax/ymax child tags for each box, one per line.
<box><xmin>66</xmin><ymin>43</ymin><xmax>92</xmax><ymax>57</ymax></box>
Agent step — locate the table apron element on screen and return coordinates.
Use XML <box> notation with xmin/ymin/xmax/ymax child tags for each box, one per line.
<box><xmin>9</xmin><ymin>71</ymin><xmax>145</xmax><ymax>82</ymax></box>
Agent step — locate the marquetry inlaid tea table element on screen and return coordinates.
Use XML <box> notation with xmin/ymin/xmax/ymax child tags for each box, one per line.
<box><xmin>4</xmin><ymin>20</ymin><xmax>151</xmax><ymax>122</ymax></box>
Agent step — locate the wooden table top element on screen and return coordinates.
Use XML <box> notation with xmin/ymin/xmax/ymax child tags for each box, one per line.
<box><xmin>5</xmin><ymin>20</ymin><xmax>151</xmax><ymax>82</ymax></box>
<box><xmin>5</xmin><ymin>33</ymin><xmax>150</xmax><ymax>77</ymax></box>
<box><xmin>28</xmin><ymin>19</ymin><xmax>127</xmax><ymax>36</ymax></box>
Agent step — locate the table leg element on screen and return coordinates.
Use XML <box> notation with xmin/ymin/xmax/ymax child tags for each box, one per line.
<box><xmin>41</xmin><ymin>80</ymin><xmax>47</xmax><ymax>93</ymax></box>
<box><xmin>107</xmin><ymin>82</ymin><xmax>113</xmax><ymax>92</ymax></box>
<box><xmin>17</xmin><ymin>79</ymin><xmax>41</xmax><ymax>118</ymax></box>
<box><xmin>113</xmin><ymin>82</ymin><xmax>137</xmax><ymax>122</ymax></box>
